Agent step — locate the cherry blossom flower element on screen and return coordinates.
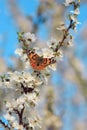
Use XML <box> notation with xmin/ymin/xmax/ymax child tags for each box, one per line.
<box><xmin>23</xmin><ymin>32</ymin><xmax>36</xmax><ymax>44</ymax></box>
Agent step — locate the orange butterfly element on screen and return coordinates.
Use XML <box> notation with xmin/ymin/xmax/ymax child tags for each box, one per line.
<box><xmin>26</xmin><ymin>50</ymin><xmax>56</xmax><ymax>70</ymax></box>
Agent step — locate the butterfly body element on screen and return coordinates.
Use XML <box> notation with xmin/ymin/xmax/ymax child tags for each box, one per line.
<box><xmin>27</xmin><ymin>50</ymin><xmax>56</xmax><ymax>70</ymax></box>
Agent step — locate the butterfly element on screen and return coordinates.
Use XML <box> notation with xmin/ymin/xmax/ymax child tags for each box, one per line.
<box><xmin>26</xmin><ymin>50</ymin><xmax>56</xmax><ymax>70</ymax></box>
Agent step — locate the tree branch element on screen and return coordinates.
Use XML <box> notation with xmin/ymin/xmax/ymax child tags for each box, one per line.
<box><xmin>0</xmin><ymin>119</ymin><xmax>10</xmax><ymax>130</ymax></box>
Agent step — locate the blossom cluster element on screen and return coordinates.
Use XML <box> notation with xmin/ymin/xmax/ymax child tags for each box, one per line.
<box><xmin>0</xmin><ymin>0</ymin><xmax>80</xmax><ymax>130</ymax></box>
<box><xmin>0</xmin><ymin>71</ymin><xmax>42</xmax><ymax>130</ymax></box>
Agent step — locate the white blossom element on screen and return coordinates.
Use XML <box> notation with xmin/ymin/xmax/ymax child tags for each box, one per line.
<box><xmin>34</xmin><ymin>80</ymin><xmax>43</xmax><ymax>86</ymax></box>
<box><xmin>21</xmin><ymin>53</ymin><xmax>27</xmax><ymax>61</ymax></box>
<box><xmin>28</xmin><ymin>115</ymin><xmax>41</xmax><ymax>129</ymax></box>
<box><xmin>6</xmin><ymin>101</ymin><xmax>13</xmax><ymax>111</ymax></box>
<box><xmin>58</xmin><ymin>50</ymin><xmax>63</xmax><ymax>59</ymax></box>
<box><xmin>15</xmin><ymin>48</ymin><xmax>23</xmax><ymax>56</ymax></box>
<box><xmin>67</xmin><ymin>41</ymin><xmax>73</xmax><ymax>46</ymax></box>
<box><xmin>8</xmin><ymin>71</ymin><xmax>34</xmax><ymax>84</ymax></box>
<box><xmin>0</xmin><ymin>78</ymin><xmax>2</xmax><ymax>88</ymax></box>
<box><xmin>2</xmin><ymin>80</ymin><xmax>10</xmax><ymax>88</ymax></box>
<box><xmin>71</xmin><ymin>8</ymin><xmax>80</xmax><ymax>15</ymax></box>
<box><xmin>25</xmin><ymin>60</ymin><xmax>30</xmax><ymax>68</ymax></box>
<box><xmin>47</xmin><ymin>37</ymin><xmax>58</xmax><ymax>49</ymax></box>
<box><xmin>42</xmin><ymin>48</ymin><xmax>54</xmax><ymax>58</ymax></box>
<box><xmin>35</xmin><ymin>47</ymin><xmax>43</xmax><ymax>56</ymax></box>
<box><xmin>49</xmin><ymin>64</ymin><xmax>56</xmax><ymax>71</ymax></box>
<box><xmin>9</xmin><ymin>71</ymin><xmax>22</xmax><ymax>83</ymax></box>
<box><xmin>16</xmin><ymin>96</ymin><xmax>26</xmax><ymax>105</ymax></box>
<box><xmin>4</xmin><ymin>113</ymin><xmax>15</xmax><ymax>122</ymax></box>
<box><xmin>12</xmin><ymin>121</ymin><xmax>23</xmax><ymax>130</ymax></box>
<box><xmin>23</xmin><ymin>32</ymin><xmax>36</xmax><ymax>44</ymax></box>
<box><xmin>64</xmin><ymin>0</ymin><xmax>75</xmax><ymax>6</ymax></box>
<box><xmin>54</xmin><ymin>50</ymin><xmax>63</xmax><ymax>61</ymax></box>
<box><xmin>22</xmin><ymin>72</ymin><xmax>34</xmax><ymax>83</ymax></box>
<box><xmin>70</xmin><ymin>15</ymin><xmax>79</xmax><ymax>24</ymax></box>
<box><xmin>24</xmin><ymin>93</ymin><xmax>37</xmax><ymax>103</ymax></box>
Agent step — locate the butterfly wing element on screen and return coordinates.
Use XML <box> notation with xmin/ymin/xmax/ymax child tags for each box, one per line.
<box><xmin>39</xmin><ymin>57</ymin><xmax>56</xmax><ymax>69</ymax></box>
<box><xmin>27</xmin><ymin>51</ymin><xmax>56</xmax><ymax>70</ymax></box>
<box><xmin>27</xmin><ymin>51</ymin><xmax>40</xmax><ymax>69</ymax></box>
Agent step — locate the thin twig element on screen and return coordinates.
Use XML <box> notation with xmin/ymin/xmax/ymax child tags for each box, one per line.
<box><xmin>13</xmin><ymin>105</ymin><xmax>25</xmax><ymax>125</ymax></box>
<box><xmin>55</xmin><ymin>20</ymin><xmax>73</xmax><ymax>52</ymax></box>
<box><xmin>0</xmin><ymin>119</ymin><xmax>10</xmax><ymax>130</ymax></box>
<box><xmin>20</xmin><ymin>82</ymin><xmax>34</xmax><ymax>94</ymax></box>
